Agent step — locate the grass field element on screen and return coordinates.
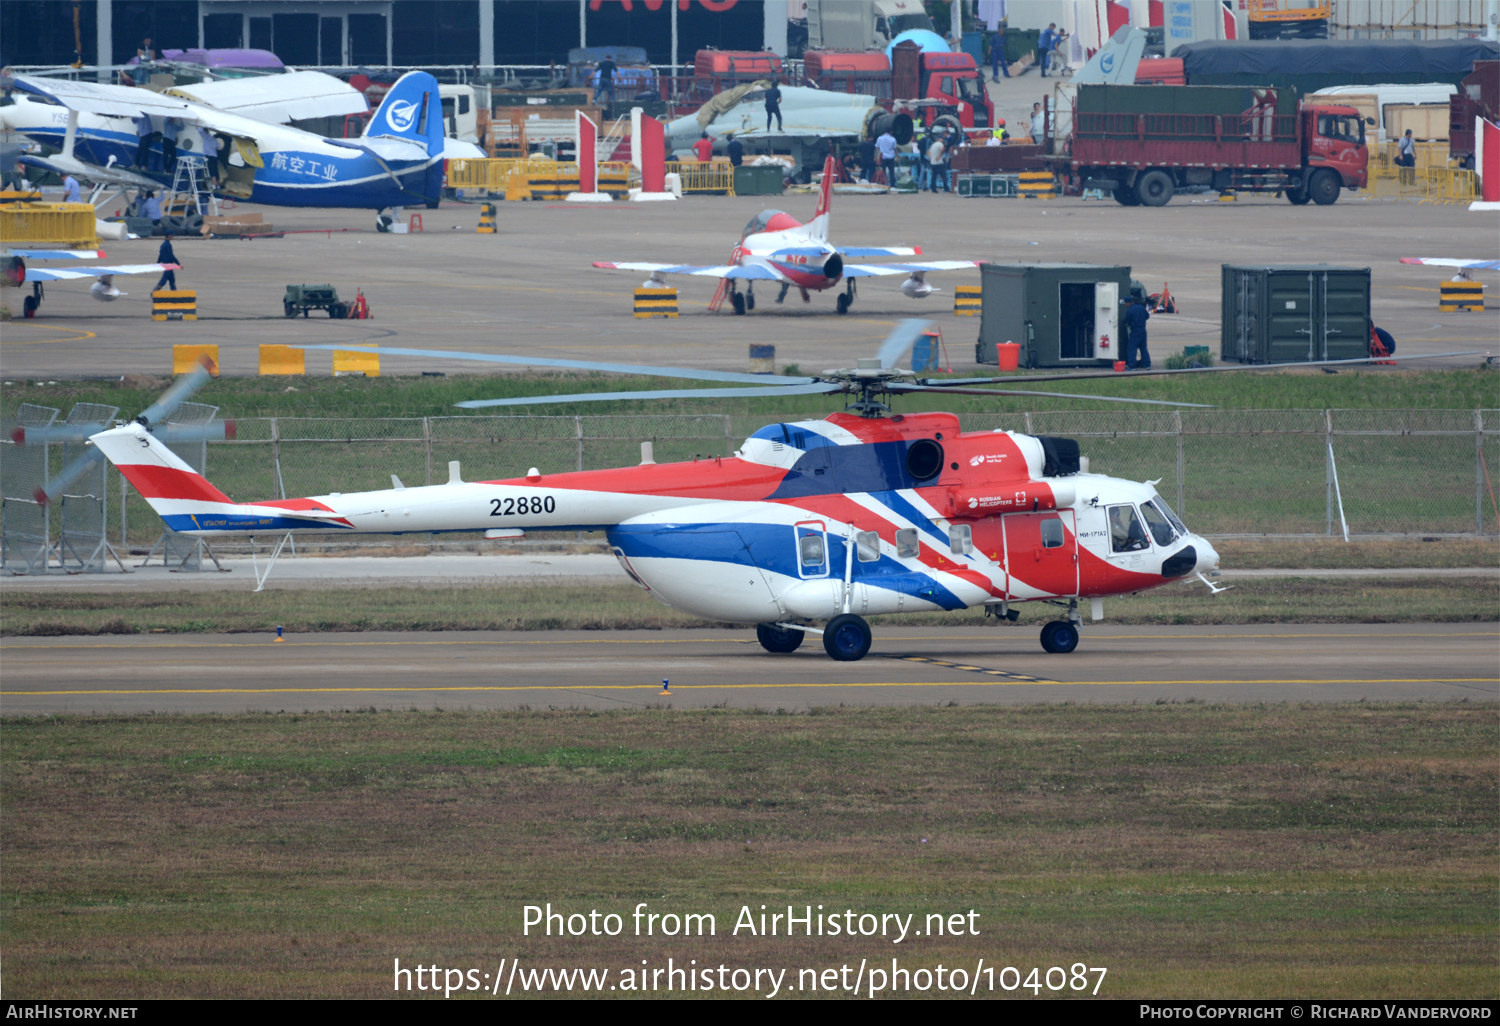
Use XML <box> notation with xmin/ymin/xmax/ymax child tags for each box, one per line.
<box><xmin>1</xmin><ymin>703</ymin><xmax>1493</xmax><ymax>998</ymax></box>
<box><xmin>3</xmin><ymin>576</ymin><xmax>1496</xmax><ymax>636</ymax></box>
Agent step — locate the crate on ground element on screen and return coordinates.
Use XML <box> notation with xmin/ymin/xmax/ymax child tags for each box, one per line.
<box><xmin>152</xmin><ymin>290</ymin><xmax>197</xmax><ymax>321</ymax></box>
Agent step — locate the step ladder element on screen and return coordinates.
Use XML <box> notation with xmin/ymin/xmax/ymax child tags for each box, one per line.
<box><xmin>167</xmin><ymin>154</ymin><xmax>219</xmax><ymax>220</ymax></box>
<box><xmin>707</xmin><ymin>243</ymin><xmax>745</xmax><ymax>313</ymax></box>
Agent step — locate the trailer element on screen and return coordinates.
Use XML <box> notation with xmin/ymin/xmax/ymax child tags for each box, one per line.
<box><xmin>1051</xmin><ymin>84</ymin><xmax>1368</xmax><ymax>206</ymax></box>
<box><xmin>1449</xmin><ymin>61</ymin><xmax>1499</xmax><ymax>171</ymax></box>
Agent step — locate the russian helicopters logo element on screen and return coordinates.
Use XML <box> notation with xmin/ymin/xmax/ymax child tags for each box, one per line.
<box><xmin>385</xmin><ymin>99</ymin><xmax>419</xmax><ymax>132</ymax></box>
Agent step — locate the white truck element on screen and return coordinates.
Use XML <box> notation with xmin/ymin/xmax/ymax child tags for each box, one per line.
<box><xmin>805</xmin><ymin>0</ymin><xmax>936</xmax><ymax>51</ymax></box>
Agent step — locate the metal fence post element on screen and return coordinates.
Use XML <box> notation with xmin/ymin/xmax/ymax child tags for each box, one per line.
<box><xmin>423</xmin><ymin>417</ymin><xmax>432</xmax><ymax>486</ymax></box>
<box><xmin>1174</xmin><ymin>411</ymin><xmax>1185</xmax><ymax>514</ymax></box>
<box><xmin>724</xmin><ymin>414</ymin><xmax>732</xmax><ymax>452</ymax></box>
<box><xmin>271</xmin><ymin>417</ymin><xmax>286</xmax><ymax>499</ymax></box>
<box><xmin>576</xmin><ymin>415</ymin><xmax>584</xmax><ymax>472</ymax></box>
<box><xmin>1478</xmin><ymin>409</ymin><xmax>1485</xmax><ymax>536</ymax></box>
<box><xmin>1325</xmin><ymin>409</ymin><xmax>1334</xmax><ymax>536</ymax></box>
<box><xmin>1024</xmin><ymin>412</ymin><xmax>1034</xmax><ymax>435</ymax></box>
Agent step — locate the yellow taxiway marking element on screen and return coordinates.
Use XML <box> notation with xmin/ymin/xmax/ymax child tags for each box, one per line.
<box><xmin>4</xmin><ymin>630</ymin><xmax>1495</xmax><ymax>653</ymax></box>
<box><xmin>6</xmin><ymin>323</ymin><xmax>99</xmax><ymax>346</ymax></box>
<box><xmin>5</xmin><ymin>678</ymin><xmax>1496</xmax><ymax>697</ymax></box>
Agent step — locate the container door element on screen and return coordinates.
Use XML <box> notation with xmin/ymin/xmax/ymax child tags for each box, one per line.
<box><xmin>1093</xmin><ymin>281</ymin><xmax>1119</xmax><ymax>361</ymax></box>
<box><xmin>1317</xmin><ymin>269</ymin><xmax>1370</xmax><ymax>361</ymax></box>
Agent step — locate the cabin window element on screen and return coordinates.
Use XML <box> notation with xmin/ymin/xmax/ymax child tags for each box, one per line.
<box><xmin>1317</xmin><ymin>114</ymin><xmax>1363</xmax><ymax>146</ymax></box>
<box><xmin>939</xmin><ymin>76</ymin><xmax>956</xmax><ymax>97</ymax></box>
<box><xmin>949</xmin><ymin>524</ymin><xmax>973</xmax><ymax>555</ymax></box>
<box><xmin>856</xmin><ymin>530</ymin><xmax>881</xmax><ymax>562</ymax></box>
<box><xmin>1108</xmin><ymin>504</ymin><xmax>1150</xmax><ymax>553</ymax></box>
<box><xmin>1040</xmin><ymin>518</ymin><xmax>1065</xmax><ymax>549</ymax></box>
<box><xmin>800</xmin><ymin>533</ymin><xmax>825</xmax><ymax>569</ymax></box>
<box><xmin>1141</xmin><ymin>501</ymin><xmax>1177</xmax><ymax>546</ymax></box>
<box><xmin>896</xmin><ymin>528</ymin><xmax>919</xmax><ymax>559</ymax></box>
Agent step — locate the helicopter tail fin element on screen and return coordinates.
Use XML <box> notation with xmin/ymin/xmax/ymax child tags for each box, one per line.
<box><xmin>89</xmin><ymin>424</ymin><xmax>236</xmax><ymax>520</ymax></box>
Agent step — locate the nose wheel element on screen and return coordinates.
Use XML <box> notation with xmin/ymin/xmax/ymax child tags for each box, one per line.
<box><xmin>1039</xmin><ymin>620</ymin><xmax>1079</xmax><ymax>654</ymax></box>
<box><xmin>756</xmin><ymin>623</ymin><xmax>804</xmax><ymax>653</ymax></box>
<box><xmin>730</xmin><ymin>286</ymin><xmax>746</xmax><ymax>315</ymax></box>
<box><xmin>835</xmin><ymin>278</ymin><xmax>856</xmax><ymax>315</ymax></box>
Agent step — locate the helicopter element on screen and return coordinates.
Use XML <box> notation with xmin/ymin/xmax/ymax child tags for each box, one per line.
<box><xmin>59</xmin><ymin>322</ymin><xmax>1244</xmax><ymax>659</ymax></box>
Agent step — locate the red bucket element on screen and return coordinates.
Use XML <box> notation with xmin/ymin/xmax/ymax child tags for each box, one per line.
<box><xmin>997</xmin><ymin>342</ymin><xmax>1021</xmax><ymax>372</ymax></box>
<box><xmin>1113</xmin><ymin>361</ymin><xmax>1126</xmax><ymax>372</ymax></box>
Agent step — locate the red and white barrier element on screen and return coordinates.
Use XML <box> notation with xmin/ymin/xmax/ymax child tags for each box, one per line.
<box><xmin>631</xmin><ymin>107</ymin><xmax>676</xmax><ymax>202</ymax></box>
<box><xmin>1472</xmin><ymin>117</ymin><xmax>1500</xmax><ymax>212</ymax></box>
<box><xmin>566</xmin><ymin>110</ymin><xmax>612</xmax><ymax>203</ymax></box>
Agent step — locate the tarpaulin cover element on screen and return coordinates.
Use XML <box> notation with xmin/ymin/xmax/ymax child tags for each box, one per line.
<box><xmin>1173</xmin><ymin>39</ymin><xmax>1500</xmax><ymax>84</ymax></box>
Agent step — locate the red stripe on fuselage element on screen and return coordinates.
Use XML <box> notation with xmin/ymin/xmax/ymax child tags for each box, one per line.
<box><xmin>121</xmin><ymin>464</ymin><xmax>235</xmax><ymax>503</ymax></box>
<box><xmin>770</xmin><ymin>261</ymin><xmax>836</xmax><ymax>290</ymax></box>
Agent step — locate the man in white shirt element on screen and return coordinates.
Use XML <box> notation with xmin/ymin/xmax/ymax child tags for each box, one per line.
<box><xmin>926</xmin><ymin>134</ymin><xmax>948</xmax><ymax>193</ymax></box>
<box><xmin>1031</xmin><ymin>102</ymin><xmax>1045</xmax><ymax>142</ymax></box>
<box><xmin>875</xmin><ymin>129</ymin><xmax>898</xmax><ymax>186</ymax></box>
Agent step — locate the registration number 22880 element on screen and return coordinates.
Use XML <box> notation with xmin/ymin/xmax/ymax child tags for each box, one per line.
<box><xmin>490</xmin><ymin>495</ymin><xmax>556</xmax><ymax>516</ymax></box>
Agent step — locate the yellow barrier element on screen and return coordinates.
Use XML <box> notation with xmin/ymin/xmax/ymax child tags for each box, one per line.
<box><xmin>1439</xmin><ymin>280</ymin><xmax>1485</xmax><ymax>312</ymax></box>
<box><xmin>333</xmin><ymin>345</ymin><xmax>380</xmax><ymax>377</ymax></box>
<box><xmin>152</xmin><ymin>290</ymin><xmax>197</xmax><ymax>321</ymax></box>
<box><xmin>1371</xmin><ymin>140</ymin><xmax>1451</xmax><ymax>172</ymax></box>
<box><xmin>1018</xmin><ymin>171</ymin><xmax>1057</xmax><ymax>199</ymax></box>
<box><xmin>633</xmin><ymin>287</ymin><xmax>679</xmax><ymax>318</ymax></box>
<box><xmin>258</xmin><ymin>344</ymin><xmax>305</xmax><ymax>375</ymax></box>
<box><xmin>665</xmin><ymin>161</ymin><xmax>735</xmax><ymax>194</ymax></box>
<box><xmin>0</xmin><ymin>202</ymin><xmax>98</xmax><ymax>248</ymax></box>
<box><xmin>1359</xmin><ymin>166</ymin><xmax>1478</xmax><ymax>204</ymax></box>
<box><xmin>477</xmin><ymin>201</ymin><xmax>497</xmax><ymax>233</ymax></box>
<box><xmin>172</xmin><ymin>344</ymin><xmax>219</xmax><ymax>375</ymax></box>
<box><xmin>954</xmin><ymin>284</ymin><xmax>982</xmax><ymax>316</ymax></box>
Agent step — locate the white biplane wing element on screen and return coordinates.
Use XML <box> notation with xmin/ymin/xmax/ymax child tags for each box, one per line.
<box><xmin>22</xmin><ymin>263</ymin><xmax>179</xmax><ymax>282</ymax></box>
<box><xmin>165</xmin><ymin>71</ymin><xmax>368</xmax><ymax>124</ymax></box>
<box><xmin>12</xmin><ymin>75</ymin><xmax>195</xmax><ymax>119</ymax></box>
<box><xmin>592</xmin><ymin>261</ymin><xmax>783</xmax><ymax>280</ymax></box>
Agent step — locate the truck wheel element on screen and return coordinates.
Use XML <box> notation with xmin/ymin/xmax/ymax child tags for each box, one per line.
<box><xmin>1113</xmin><ymin>182</ymin><xmax>1141</xmax><ymax>206</ymax></box>
<box><xmin>1286</xmin><ymin>186</ymin><xmax>1311</xmax><ymax>205</ymax></box>
<box><xmin>1309</xmin><ymin>170</ymin><xmax>1340</xmax><ymax>206</ymax></box>
<box><xmin>1136</xmin><ymin>170</ymin><xmax>1174</xmax><ymax>207</ymax></box>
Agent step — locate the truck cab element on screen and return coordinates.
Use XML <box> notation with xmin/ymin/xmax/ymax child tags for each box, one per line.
<box><xmin>922</xmin><ymin>53</ymin><xmax>993</xmax><ymax>130</ymax></box>
<box><xmin>1303</xmin><ymin>104</ymin><xmax>1368</xmax><ymax>191</ymax></box>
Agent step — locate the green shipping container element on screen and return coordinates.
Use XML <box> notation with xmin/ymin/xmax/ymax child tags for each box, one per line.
<box><xmin>733</xmin><ymin>164</ymin><xmax>784</xmax><ymax>196</ymax></box>
<box><xmin>1076</xmin><ymin>84</ymin><xmax>1300</xmax><ymax>118</ymax></box>
<box><xmin>1220</xmin><ymin>265</ymin><xmax>1371</xmax><ymax>364</ymax></box>
<box><xmin>978</xmin><ymin>263</ymin><xmax>1136</xmax><ymax>368</ymax></box>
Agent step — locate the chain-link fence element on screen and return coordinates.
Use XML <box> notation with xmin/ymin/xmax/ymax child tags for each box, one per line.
<box><xmin>4</xmin><ymin>411</ymin><xmax>1497</xmax><ymax>549</ymax></box>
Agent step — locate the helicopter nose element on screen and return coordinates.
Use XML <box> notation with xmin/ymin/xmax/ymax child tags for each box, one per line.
<box><xmin>1195</xmin><ymin>537</ymin><xmax>1220</xmax><ymax>574</ymax></box>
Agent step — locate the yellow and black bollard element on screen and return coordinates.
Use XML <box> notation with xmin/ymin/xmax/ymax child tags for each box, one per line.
<box><xmin>1439</xmin><ymin>279</ymin><xmax>1484</xmax><ymax>312</ymax></box>
<box><xmin>953</xmin><ymin>284</ymin><xmax>982</xmax><ymax>316</ymax></box>
<box><xmin>476</xmin><ymin>202</ymin><xmax>497</xmax><ymax>234</ymax></box>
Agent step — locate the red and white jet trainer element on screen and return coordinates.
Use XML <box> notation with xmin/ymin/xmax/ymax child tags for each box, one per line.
<box><xmin>592</xmin><ymin>156</ymin><xmax>979</xmax><ymax>316</ymax></box>
<box><xmin>3</xmin><ymin>248</ymin><xmax>182</xmax><ymax>318</ymax></box>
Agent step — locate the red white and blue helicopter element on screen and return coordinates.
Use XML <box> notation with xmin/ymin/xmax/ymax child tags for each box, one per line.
<box><xmin>593</xmin><ymin>157</ymin><xmax>980</xmax><ymax>315</ymax></box>
<box><xmin>55</xmin><ymin>326</ymin><xmax>1239</xmax><ymax>660</ymax></box>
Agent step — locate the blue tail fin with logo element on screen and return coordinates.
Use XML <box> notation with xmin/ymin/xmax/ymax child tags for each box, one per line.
<box><xmin>364</xmin><ymin>71</ymin><xmax>445</xmax><ymax>156</ymax></box>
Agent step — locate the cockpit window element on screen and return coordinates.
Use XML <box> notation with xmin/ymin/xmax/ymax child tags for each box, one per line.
<box><xmin>1108</xmin><ymin>504</ymin><xmax>1151</xmax><ymax>553</ymax></box>
<box><xmin>1140</xmin><ymin>500</ymin><xmax>1176</xmax><ymax>547</ymax></box>
<box><xmin>743</xmin><ymin>210</ymin><xmax>782</xmax><ymax>236</ymax></box>
<box><xmin>1152</xmin><ymin>495</ymin><xmax>1187</xmax><ymax>536</ymax></box>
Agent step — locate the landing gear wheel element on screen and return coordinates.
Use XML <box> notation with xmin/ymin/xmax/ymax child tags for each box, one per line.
<box><xmin>730</xmin><ymin>290</ymin><xmax>746</xmax><ymax>315</ymax></box>
<box><xmin>1136</xmin><ymin>169</ymin><xmax>1175</xmax><ymax>207</ymax></box>
<box><xmin>375</xmin><ymin>214</ymin><xmax>392</xmax><ymax>233</ymax></box>
<box><xmin>745</xmin><ymin>287</ymin><xmax>755</xmax><ymax>311</ymax></box>
<box><xmin>835</xmin><ymin>293</ymin><xmax>851</xmax><ymax>315</ymax></box>
<box><xmin>23</xmin><ymin>294</ymin><xmax>39</xmax><ymax>318</ymax></box>
<box><xmin>823</xmin><ymin>614</ymin><xmax>872</xmax><ymax>662</ymax></box>
<box><xmin>756</xmin><ymin>623</ymin><xmax>804</xmax><ymax>654</ymax></box>
<box><xmin>1039</xmin><ymin>620</ymin><xmax>1079</xmax><ymax>654</ymax></box>
<box><xmin>1308</xmin><ymin>170</ymin><xmax>1340</xmax><ymax>206</ymax></box>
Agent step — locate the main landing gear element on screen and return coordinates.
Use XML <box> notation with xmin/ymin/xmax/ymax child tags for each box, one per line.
<box><xmin>1038</xmin><ymin>598</ymin><xmax>1082</xmax><ymax>654</ymax></box>
<box><xmin>730</xmin><ymin>282</ymin><xmax>755</xmax><ymax>314</ymax></box>
<box><xmin>755</xmin><ymin>615</ymin><xmax>872</xmax><ymax>661</ymax></box>
<box><xmin>835</xmin><ymin>277</ymin><xmax>857</xmax><ymax>315</ymax></box>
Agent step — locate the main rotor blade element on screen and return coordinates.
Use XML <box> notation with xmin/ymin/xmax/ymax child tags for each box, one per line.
<box><xmin>135</xmin><ymin>355</ymin><xmax>217</xmax><ymax>429</ymax></box>
<box><xmin>886</xmin><ymin>383</ymin><xmax>1213</xmax><ymax>408</ymax></box>
<box><xmin>916</xmin><ymin>351</ymin><xmax>1483</xmax><ymax>388</ymax></box>
<box><xmin>457</xmin><ymin>383</ymin><xmax>841</xmax><ymax>409</ymax></box>
<box><xmin>13</xmin><ymin>420</ymin><xmax>235</xmax><ymax>446</ymax></box>
<box><xmin>35</xmin><ymin>448</ymin><xmax>106</xmax><ymax>506</ymax></box>
<box><xmin>300</xmin><ymin>345</ymin><xmax>820</xmax><ymax>386</ymax></box>
<box><xmin>877</xmin><ymin>319</ymin><xmax>932</xmax><ymax>370</ymax></box>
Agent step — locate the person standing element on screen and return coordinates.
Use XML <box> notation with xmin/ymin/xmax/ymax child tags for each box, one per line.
<box><xmin>1397</xmin><ymin>128</ymin><xmax>1416</xmax><ymax>184</ymax></box>
<box><xmin>1038</xmin><ymin>24</ymin><xmax>1056</xmax><ymax>77</ymax></box>
<box><xmin>594</xmin><ymin>56</ymin><xmax>616</xmax><ymax>105</ymax></box>
<box><xmin>1124</xmin><ymin>294</ymin><xmax>1151</xmax><ymax>369</ymax></box>
<box><xmin>142</xmin><ymin>190</ymin><xmax>162</xmax><ymax>228</ymax></box>
<box><xmin>162</xmin><ymin>118</ymin><xmax>181</xmax><ymax>169</ymax></box>
<box><xmin>926</xmin><ymin>132</ymin><xmax>947</xmax><ymax>193</ymax></box>
<box><xmin>1050</xmin><ymin>29</ymin><xmax>1070</xmax><ymax>75</ymax></box>
<box><xmin>875</xmin><ymin>126</ymin><xmax>898</xmax><ymax>186</ymax></box>
<box><xmin>990</xmin><ymin>25</ymin><xmax>1010</xmax><ymax>81</ymax></box>
<box><xmin>154</xmin><ymin>232</ymin><xmax>179</xmax><ymax>293</ymax></box>
<box><xmin>137</xmin><ymin>36</ymin><xmax>155</xmax><ymax>62</ymax></box>
<box><xmin>692</xmin><ymin>132</ymin><xmax>714</xmax><ymax>163</ymax></box>
<box><xmin>134</xmin><ymin>114</ymin><xmax>156</xmax><ymax>170</ymax></box>
<box><xmin>1031</xmin><ymin>102</ymin><xmax>1045</xmax><ymax>142</ymax></box>
<box><xmin>62</xmin><ymin>172</ymin><xmax>81</xmax><ymax>203</ymax></box>
<box><xmin>764</xmin><ymin>78</ymin><xmax>783</xmax><ymax>132</ymax></box>
<box><xmin>726</xmin><ymin>132</ymin><xmax>743</xmax><ymax>166</ymax></box>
